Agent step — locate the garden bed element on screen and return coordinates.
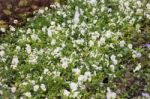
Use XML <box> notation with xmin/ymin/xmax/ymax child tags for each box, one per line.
<box><xmin>0</xmin><ymin>0</ymin><xmax>150</xmax><ymax>98</ymax></box>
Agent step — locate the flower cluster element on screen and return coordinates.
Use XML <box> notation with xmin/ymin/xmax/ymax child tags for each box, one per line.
<box><xmin>0</xmin><ymin>0</ymin><xmax>150</xmax><ymax>98</ymax></box>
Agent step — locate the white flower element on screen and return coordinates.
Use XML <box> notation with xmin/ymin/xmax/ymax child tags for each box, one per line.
<box><xmin>89</xmin><ymin>51</ymin><xmax>97</xmax><ymax>58</ymax></box>
<box><xmin>69</xmin><ymin>82</ymin><xmax>78</xmax><ymax>92</ymax></box>
<box><xmin>10</xmin><ymin>26</ymin><xmax>16</xmax><ymax>32</ymax></box>
<box><xmin>47</xmin><ymin>28</ymin><xmax>52</xmax><ymax>37</ymax></box>
<box><xmin>93</xmin><ymin>20</ymin><xmax>97</xmax><ymax>24</ymax></box>
<box><xmin>38</xmin><ymin>9</ymin><xmax>44</xmax><ymax>14</ymax></box>
<box><xmin>75</xmin><ymin>39</ymin><xmax>84</xmax><ymax>45</ymax></box>
<box><xmin>50</xmin><ymin>4</ymin><xmax>57</xmax><ymax>9</ymax></box>
<box><xmin>26</xmin><ymin>44</ymin><xmax>32</xmax><ymax>54</ymax></box>
<box><xmin>109</xmin><ymin>43</ymin><xmax>114</xmax><ymax>48</ymax></box>
<box><xmin>33</xmin><ymin>85</ymin><xmax>39</xmax><ymax>92</ymax></box>
<box><xmin>60</xmin><ymin>57</ymin><xmax>70</xmax><ymax>69</ymax></box>
<box><xmin>20</xmin><ymin>97</ymin><xmax>24</xmax><ymax>99</ymax></box>
<box><xmin>63</xmin><ymin>89</ymin><xmax>70</xmax><ymax>96</ymax></box>
<box><xmin>92</xmin><ymin>64</ymin><xmax>102</xmax><ymax>70</ymax></box>
<box><xmin>89</xmin><ymin>40</ymin><xmax>94</xmax><ymax>47</ymax></box>
<box><xmin>24</xmin><ymin>92</ymin><xmax>31</xmax><ymax>98</ymax></box>
<box><xmin>28</xmin><ymin>54</ymin><xmax>38</xmax><ymax>64</ymax></box>
<box><xmin>146</xmin><ymin>3</ymin><xmax>150</xmax><ymax>9</ymax></box>
<box><xmin>43</xmin><ymin>68</ymin><xmax>49</xmax><ymax>74</ymax></box>
<box><xmin>84</xmin><ymin>71</ymin><xmax>91</xmax><ymax>78</ymax></box>
<box><xmin>0</xmin><ymin>50</ymin><xmax>5</xmax><ymax>57</ymax></box>
<box><xmin>31</xmin><ymin>34</ymin><xmax>39</xmax><ymax>41</ymax></box>
<box><xmin>0</xmin><ymin>28</ymin><xmax>6</xmax><ymax>32</ymax></box>
<box><xmin>128</xmin><ymin>44</ymin><xmax>133</xmax><ymax>49</ymax></box>
<box><xmin>106</xmin><ymin>87</ymin><xmax>116</xmax><ymax>99</ymax></box>
<box><xmin>124</xmin><ymin>1</ymin><xmax>129</xmax><ymax>8</ymax></box>
<box><xmin>98</xmin><ymin>37</ymin><xmax>106</xmax><ymax>46</ymax></box>
<box><xmin>39</xmin><ymin>49</ymin><xmax>44</xmax><ymax>55</ymax></box>
<box><xmin>40</xmin><ymin>84</ymin><xmax>46</xmax><ymax>91</ymax></box>
<box><xmin>132</xmin><ymin>50</ymin><xmax>141</xmax><ymax>58</ymax></box>
<box><xmin>113</xmin><ymin>59</ymin><xmax>118</xmax><ymax>65</ymax></box>
<box><xmin>92</xmin><ymin>8</ymin><xmax>96</xmax><ymax>14</ymax></box>
<box><xmin>89</xmin><ymin>0</ymin><xmax>97</xmax><ymax>4</ymax></box>
<box><xmin>73</xmin><ymin>7</ymin><xmax>80</xmax><ymax>24</ymax></box>
<box><xmin>105</xmin><ymin>31</ymin><xmax>112</xmax><ymax>38</ymax></box>
<box><xmin>53</xmin><ymin>71</ymin><xmax>60</xmax><ymax>77</ymax></box>
<box><xmin>50</xmin><ymin>21</ymin><xmax>55</xmax><ymax>26</ymax></box>
<box><xmin>50</xmin><ymin>2</ymin><xmax>60</xmax><ymax>9</ymax></box>
<box><xmin>54</xmin><ymin>2</ymin><xmax>60</xmax><ymax>8</ymax></box>
<box><xmin>52</xmin><ymin>47</ymin><xmax>61</xmax><ymax>57</ymax></box>
<box><xmin>129</xmin><ymin>18</ymin><xmax>136</xmax><ymax>25</ymax></box>
<box><xmin>91</xmin><ymin>32</ymin><xmax>100</xmax><ymax>40</ymax></box>
<box><xmin>137</xmin><ymin>8</ymin><xmax>143</xmax><ymax>13</ymax></box>
<box><xmin>11</xmin><ymin>56</ymin><xmax>19</xmax><ymax>69</ymax></box>
<box><xmin>72</xmin><ymin>91</ymin><xmax>79</xmax><ymax>98</ymax></box>
<box><xmin>133</xmin><ymin>63</ymin><xmax>141</xmax><ymax>72</ymax></box>
<box><xmin>108</xmin><ymin>8</ymin><xmax>112</xmax><ymax>13</ymax></box>
<box><xmin>78</xmin><ymin>75</ymin><xmax>87</xmax><ymax>82</ymax></box>
<box><xmin>22</xmin><ymin>82</ymin><xmax>28</xmax><ymax>85</ymax></box>
<box><xmin>13</xmin><ymin>20</ymin><xmax>18</xmax><ymax>24</ymax></box>
<box><xmin>72</xmin><ymin>68</ymin><xmax>81</xmax><ymax>75</ymax></box>
<box><xmin>81</xmin><ymin>22</ymin><xmax>86</xmax><ymax>27</ymax></box>
<box><xmin>119</xmin><ymin>40</ymin><xmax>125</xmax><ymax>47</ymax></box>
<box><xmin>110</xmin><ymin>55</ymin><xmax>118</xmax><ymax>65</ymax></box>
<box><xmin>39</xmin><ymin>76</ymin><xmax>43</xmax><ymax>81</ymax></box>
<box><xmin>42</xmin><ymin>26</ymin><xmax>47</xmax><ymax>32</ymax></box>
<box><xmin>111</xmin><ymin>54</ymin><xmax>115</xmax><ymax>60</ymax></box>
<box><xmin>61</xmin><ymin>43</ymin><xmax>66</xmax><ymax>48</ymax></box>
<box><xmin>146</xmin><ymin>14</ymin><xmax>150</xmax><ymax>19</ymax></box>
<box><xmin>11</xmin><ymin>87</ymin><xmax>16</xmax><ymax>93</ymax></box>
<box><xmin>62</xmin><ymin>12</ymin><xmax>67</xmax><ymax>18</ymax></box>
<box><xmin>51</xmin><ymin>39</ymin><xmax>56</xmax><ymax>46</ymax></box>
<box><xmin>101</xmin><ymin>6</ymin><xmax>106</xmax><ymax>12</ymax></box>
<box><xmin>84</xmin><ymin>71</ymin><xmax>92</xmax><ymax>81</ymax></box>
<box><xmin>16</xmin><ymin>46</ymin><xmax>21</xmax><ymax>52</ymax></box>
<box><xmin>27</xmin><ymin>28</ymin><xmax>31</xmax><ymax>34</ymax></box>
<box><xmin>137</xmin><ymin>1</ymin><xmax>142</xmax><ymax>7</ymax></box>
<box><xmin>30</xmin><ymin>80</ymin><xmax>35</xmax><ymax>85</ymax></box>
<box><xmin>110</xmin><ymin>65</ymin><xmax>115</xmax><ymax>71</ymax></box>
<box><xmin>80</xmin><ymin>29</ymin><xmax>85</xmax><ymax>35</ymax></box>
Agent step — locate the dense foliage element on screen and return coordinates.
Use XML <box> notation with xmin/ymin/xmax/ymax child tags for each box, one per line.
<box><xmin>0</xmin><ymin>0</ymin><xmax>150</xmax><ymax>98</ymax></box>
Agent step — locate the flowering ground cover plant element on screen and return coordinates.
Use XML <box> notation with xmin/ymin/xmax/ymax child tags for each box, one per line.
<box><xmin>0</xmin><ymin>0</ymin><xmax>55</xmax><ymax>32</ymax></box>
<box><xmin>0</xmin><ymin>0</ymin><xmax>150</xmax><ymax>98</ymax></box>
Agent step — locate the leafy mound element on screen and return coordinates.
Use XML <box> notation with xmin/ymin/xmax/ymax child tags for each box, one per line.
<box><xmin>0</xmin><ymin>0</ymin><xmax>150</xmax><ymax>98</ymax></box>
